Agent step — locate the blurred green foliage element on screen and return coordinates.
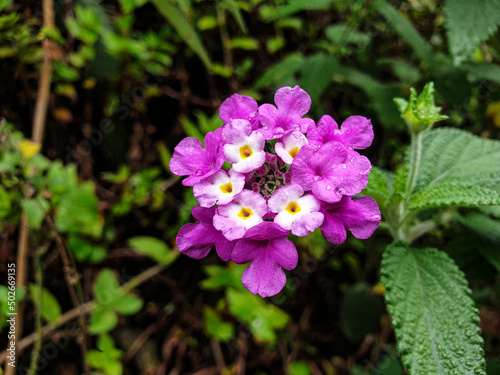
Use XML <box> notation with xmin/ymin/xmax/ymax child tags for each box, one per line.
<box><xmin>1</xmin><ymin>0</ymin><xmax>500</xmax><ymax>374</ymax></box>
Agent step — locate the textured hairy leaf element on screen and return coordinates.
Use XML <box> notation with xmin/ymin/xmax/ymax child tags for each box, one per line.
<box><xmin>151</xmin><ymin>0</ymin><xmax>211</xmax><ymax>68</ymax></box>
<box><xmin>363</xmin><ymin>167</ymin><xmax>394</xmax><ymax>206</ymax></box>
<box><xmin>465</xmin><ymin>62</ymin><xmax>500</xmax><ymax>84</ymax></box>
<box><xmin>382</xmin><ymin>242</ymin><xmax>486</xmax><ymax>375</ymax></box>
<box><xmin>410</xmin><ymin>184</ymin><xmax>500</xmax><ymax>209</ymax></box>
<box><xmin>444</xmin><ymin>0</ymin><xmax>500</xmax><ymax>62</ymax></box>
<box><xmin>458</xmin><ymin>213</ymin><xmax>500</xmax><ymax>271</ymax></box>
<box><xmin>409</xmin><ymin>128</ymin><xmax>500</xmax><ymax>208</ymax></box>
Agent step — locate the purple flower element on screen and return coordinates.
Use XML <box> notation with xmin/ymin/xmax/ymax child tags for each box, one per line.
<box><xmin>258</xmin><ymin>86</ymin><xmax>315</xmax><ymax>139</ymax></box>
<box><xmin>275</xmin><ymin>130</ymin><xmax>308</xmax><ymax>164</ymax></box>
<box><xmin>193</xmin><ymin>169</ymin><xmax>245</xmax><ymax>207</ymax></box>
<box><xmin>176</xmin><ymin>206</ymin><xmax>235</xmax><ymax>261</ymax></box>
<box><xmin>170</xmin><ymin>132</ymin><xmax>225</xmax><ymax>186</ymax></box>
<box><xmin>222</xmin><ymin>119</ymin><xmax>266</xmax><ymax>173</ymax></box>
<box><xmin>213</xmin><ymin>190</ymin><xmax>268</xmax><ymax>240</ymax></box>
<box><xmin>290</xmin><ymin>142</ymin><xmax>371</xmax><ymax>203</ymax></box>
<box><xmin>320</xmin><ymin>196</ymin><xmax>381</xmax><ymax>244</ymax></box>
<box><xmin>268</xmin><ymin>184</ymin><xmax>324</xmax><ymax>237</ymax></box>
<box><xmin>307</xmin><ymin>115</ymin><xmax>374</xmax><ymax>150</ymax></box>
<box><xmin>219</xmin><ymin>93</ymin><xmax>259</xmax><ymax>129</ymax></box>
<box><xmin>232</xmin><ymin>222</ymin><xmax>297</xmax><ymax>297</ymax></box>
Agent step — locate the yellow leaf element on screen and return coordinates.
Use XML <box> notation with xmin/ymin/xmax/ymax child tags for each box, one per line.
<box><xmin>371</xmin><ymin>282</ymin><xmax>386</xmax><ymax>295</ymax></box>
<box><xmin>19</xmin><ymin>140</ymin><xmax>41</xmax><ymax>160</ymax></box>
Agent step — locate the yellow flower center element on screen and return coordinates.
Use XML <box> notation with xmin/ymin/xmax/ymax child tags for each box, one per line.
<box><xmin>237</xmin><ymin>207</ymin><xmax>253</xmax><ymax>220</ymax></box>
<box><xmin>239</xmin><ymin>145</ymin><xmax>253</xmax><ymax>159</ymax></box>
<box><xmin>220</xmin><ymin>182</ymin><xmax>233</xmax><ymax>194</ymax></box>
<box><xmin>285</xmin><ymin>201</ymin><xmax>301</xmax><ymax>215</ymax></box>
<box><xmin>288</xmin><ymin>147</ymin><xmax>300</xmax><ymax>159</ymax></box>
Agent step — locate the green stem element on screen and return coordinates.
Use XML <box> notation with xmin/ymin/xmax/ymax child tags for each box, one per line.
<box><xmin>395</xmin><ymin>130</ymin><xmax>424</xmax><ymax>241</ymax></box>
<box><xmin>405</xmin><ymin>131</ymin><xmax>423</xmax><ymax>206</ymax></box>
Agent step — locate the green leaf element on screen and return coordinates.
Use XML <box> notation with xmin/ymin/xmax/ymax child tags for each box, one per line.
<box><xmin>444</xmin><ymin>0</ymin><xmax>500</xmax><ymax>63</ymax></box>
<box><xmin>228</xmin><ymin>37</ymin><xmax>259</xmax><ymax>50</ymax></box>
<box><xmin>363</xmin><ymin>167</ymin><xmax>395</xmax><ymax>206</ymax></box>
<box><xmin>128</xmin><ymin>236</ymin><xmax>177</xmax><ymax>265</ymax></box>
<box><xmin>89</xmin><ymin>306</ymin><xmax>118</xmax><ymax>334</ymax></box>
<box><xmin>68</xmin><ymin>235</ymin><xmax>107</xmax><ymax>263</ymax></box>
<box><xmin>339</xmin><ymin>284</ymin><xmax>383</xmax><ymax>343</ymax></box>
<box><xmin>151</xmin><ymin>0</ymin><xmax>211</xmax><ymax>69</ymax></box>
<box><xmin>288</xmin><ymin>361</ymin><xmax>312</xmax><ymax>375</ymax></box>
<box><xmin>21</xmin><ymin>197</ymin><xmax>49</xmax><ymax>229</ymax></box>
<box><xmin>373</xmin><ymin>0</ymin><xmax>433</xmax><ymax>63</ymax></box>
<box><xmin>87</xmin><ymin>334</ymin><xmax>123</xmax><ymax>375</ymax></box>
<box><xmin>201</xmin><ymin>264</ymin><xmax>246</xmax><ymax>291</ymax></box>
<box><xmin>381</xmin><ymin>242</ymin><xmax>486</xmax><ymax>375</ymax></box>
<box><xmin>204</xmin><ymin>306</ymin><xmax>234</xmax><ymax>342</ymax></box>
<box><xmin>0</xmin><ymin>186</ymin><xmax>11</xmax><ymax>219</ymax></box>
<box><xmin>408</xmin><ymin>128</ymin><xmax>500</xmax><ymax>208</ymax></box>
<box><xmin>335</xmin><ymin>66</ymin><xmax>403</xmax><ymax>130</ymax></box>
<box><xmin>253</xmin><ymin>53</ymin><xmax>304</xmax><ymax>91</ymax></box>
<box><xmin>29</xmin><ymin>285</ymin><xmax>62</xmax><ymax>323</ymax></box>
<box><xmin>54</xmin><ymin>183</ymin><xmax>103</xmax><ymax>238</ymax></box>
<box><xmin>325</xmin><ymin>24</ymin><xmax>371</xmax><ymax>46</ymax></box>
<box><xmin>113</xmin><ymin>293</ymin><xmax>143</xmax><ymax>315</ymax></box>
<box><xmin>464</xmin><ymin>62</ymin><xmax>500</xmax><ymax>85</ymax></box>
<box><xmin>227</xmin><ymin>288</ymin><xmax>289</xmax><ymax>344</ymax></box>
<box><xmin>457</xmin><ymin>213</ymin><xmax>500</xmax><ymax>271</ymax></box>
<box><xmin>298</xmin><ymin>53</ymin><xmax>338</xmax><ymax>108</ymax></box>
<box><xmin>410</xmin><ymin>184</ymin><xmax>500</xmax><ymax>209</ymax></box>
<box><xmin>262</xmin><ymin>0</ymin><xmax>331</xmax><ymax>21</ymax></box>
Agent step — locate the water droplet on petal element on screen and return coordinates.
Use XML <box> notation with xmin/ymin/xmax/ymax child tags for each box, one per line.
<box><xmin>314</xmin><ymin>175</ymin><xmax>322</xmax><ymax>181</ymax></box>
<box><xmin>273</xmin><ymin>110</ymin><xmax>276</xmax><ymax>114</ymax></box>
<box><xmin>341</xmin><ymin>163</ymin><xmax>346</xmax><ymax>169</ymax></box>
<box><xmin>350</xmin><ymin>157</ymin><xmax>356</xmax><ymax>162</ymax></box>
<box><xmin>326</xmin><ymin>185</ymin><xmax>331</xmax><ymax>190</ymax></box>
<box><xmin>195</xmin><ymin>169</ymin><xmax>203</xmax><ymax>176</ymax></box>
<box><xmin>372</xmin><ymin>215</ymin><xmax>381</xmax><ymax>220</ymax></box>
<box><xmin>348</xmin><ymin>146</ymin><xmax>353</xmax><ymax>150</ymax></box>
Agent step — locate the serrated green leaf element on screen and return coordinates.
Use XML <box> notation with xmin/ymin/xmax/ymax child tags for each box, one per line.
<box><xmin>408</xmin><ymin>128</ymin><xmax>500</xmax><ymax>209</ymax></box>
<box><xmin>381</xmin><ymin>242</ymin><xmax>486</xmax><ymax>375</ymax></box>
<box><xmin>410</xmin><ymin>184</ymin><xmax>500</xmax><ymax>209</ymax></box>
<box><xmin>29</xmin><ymin>285</ymin><xmax>62</xmax><ymax>323</ymax></box>
<box><xmin>363</xmin><ymin>167</ymin><xmax>395</xmax><ymax>206</ymax></box>
<box><xmin>457</xmin><ymin>213</ymin><xmax>500</xmax><ymax>271</ymax></box>
<box><xmin>151</xmin><ymin>0</ymin><xmax>211</xmax><ymax>69</ymax></box>
<box><xmin>464</xmin><ymin>62</ymin><xmax>500</xmax><ymax>85</ymax></box>
<box><xmin>444</xmin><ymin>0</ymin><xmax>500</xmax><ymax>63</ymax></box>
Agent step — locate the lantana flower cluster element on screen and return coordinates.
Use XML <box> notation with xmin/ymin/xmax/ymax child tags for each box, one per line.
<box><xmin>170</xmin><ymin>86</ymin><xmax>381</xmax><ymax>297</ymax></box>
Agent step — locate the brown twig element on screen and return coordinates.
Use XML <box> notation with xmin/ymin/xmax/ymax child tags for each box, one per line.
<box><xmin>9</xmin><ymin>0</ymin><xmax>55</xmax><ymax>373</ymax></box>
<box><xmin>0</xmin><ymin>263</ymin><xmax>166</xmax><ymax>365</ymax></box>
<box><xmin>46</xmin><ymin>215</ymin><xmax>90</xmax><ymax>374</ymax></box>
